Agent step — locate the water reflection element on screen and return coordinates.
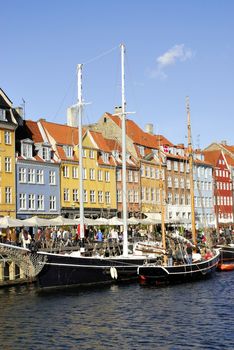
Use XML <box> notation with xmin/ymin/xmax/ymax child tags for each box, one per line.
<box><xmin>0</xmin><ymin>272</ymin><xmax>233</xmax><ymax>350</ymax></box>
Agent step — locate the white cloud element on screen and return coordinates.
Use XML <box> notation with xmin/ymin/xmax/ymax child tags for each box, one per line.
<box><xmin>149</xmin><ymin>44</ymin><xmax>193</xmax><ymax>79</ymax></box>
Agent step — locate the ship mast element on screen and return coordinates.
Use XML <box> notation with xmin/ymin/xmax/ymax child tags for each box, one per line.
<box><xmin>159</xmin><ymin>150</ymin><xmax>166</xmax><ymax>255</ymax></box>
<box><xmin>77</xmin><ymin>64</ymin><xmax>85</xmax><ymax>240</ymax></box>
<box><xmin>120</xmin><ymin>43</ymin><xmax>128</xmax><ymax>257</ymax></box>
<box><xmin>186</xmin><ymin>97</ymin><xmax>196</xmax><ymax>245</ymax></box>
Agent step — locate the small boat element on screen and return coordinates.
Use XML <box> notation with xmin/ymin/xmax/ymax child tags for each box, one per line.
<box><xmin>138</xmin><ymin>249</ymin><xmax>220</xmax><ymax>285</ymax></box>
<box><xmin>217</xmin><ymin>262</ymin><xmax>234</xmax><ymax>271</ymax></box>
<box><xmin>216</xmin><ymin>244</ymin><xmax>234</xmax><ymax>263</ymax></box>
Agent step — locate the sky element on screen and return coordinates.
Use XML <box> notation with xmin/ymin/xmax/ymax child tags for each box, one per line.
<box><xmin>2</xmin><ymin>0</ymin><xmax>234</xmax><ymax>149</ymax></box>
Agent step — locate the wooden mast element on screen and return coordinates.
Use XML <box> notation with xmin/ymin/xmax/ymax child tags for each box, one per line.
<box><xmin>186</xmin><ymin>97</ymin><xmax>197</xmax><ymax>245</ymax></box>
<box><xmin>159</xmin><ymin>150</ymin><xmax>166</xmax><ymax>258</ymax></box>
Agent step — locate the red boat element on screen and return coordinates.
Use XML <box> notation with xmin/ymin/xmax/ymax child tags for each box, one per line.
<box><xmin>217</xmin><ymin>262</ymin><xmax>234</xmax><ymax>271</ymax></box>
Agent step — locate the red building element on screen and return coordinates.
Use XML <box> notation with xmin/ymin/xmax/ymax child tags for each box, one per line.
<box><xmin>204</xmin><ymin>150</ymin><xmax>233</xmax><ymax>228</ymax></box>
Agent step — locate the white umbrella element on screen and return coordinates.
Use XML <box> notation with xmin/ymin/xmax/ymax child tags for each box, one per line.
<box><xmin>47</xmin><ymin>215</ymin><xmax>76</xmax><ymax>226</ymax></box>
<box><xmin>74</xmin><ymin>217</ymin><xmax>97</xmax><ymax>226</ymax></box>
<box><xmin>94</xmin><ymin>217</ymin><xmax>109</xmax><ymax>225</ymax></box>
<box><xmin>0</xmin><ymin>216</ymin><xmax>24</xmax><ymax>228</ymax></box>
<box><xmin>108</xmin><ymin>217</ymin><xmax>123</xmax><ymax>226</ymax></box>
<box><xmin>22</xmin><ymin>216</ymin><xmax>50</xmax><ymax>227</ymax></box>
<box><xmin>127</xmin><ymin>217</ymin><xmax>140</xmax><ymax>225</ymax></box>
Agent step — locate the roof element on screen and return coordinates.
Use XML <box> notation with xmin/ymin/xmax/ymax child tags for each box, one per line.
<box><xmin>203</xmin><ymin>150</ymin><xmax>222</xmax><ymax>167</ymax></box>
<box><xmin>25</xmin><ymin>120</ymin><xmax>44</xmax><ymax>143</ymax></box>
<box><xmin>0</xmin><ymin>88</ymin><xmax>12</xmax><ymax>108</ymax></box>
<box><xmin>107</xmin><ymin>113</ymin><xmax>173</xmax><ymax>148</ymax></box>
<box><xmin>40</xmin><ymin>119</ymin><xmax>81</xmax><ymax>145</ymax></box>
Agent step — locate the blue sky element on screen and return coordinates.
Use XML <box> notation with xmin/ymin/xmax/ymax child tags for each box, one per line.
<box><xmin>2</xmin><ymin>0</ymin><xmax>234</xmax><ymax>148</ymax></box>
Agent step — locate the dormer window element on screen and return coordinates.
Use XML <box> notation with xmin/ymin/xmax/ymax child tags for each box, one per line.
<box><xmin>21</xmin><ymin>141</ymin><xmax>33</xmax><ymax>158</ymax></box>
<box><xmin>64</xmin><ymin>145</ymin><xmax>73</xmax><ymax>158</ymax></box>
<box><xmin>42</xmin><ymin>146</ymin><xmax>50</xmax><ymax>161</ymax></box>
<box><xmin>112</xmin><ymin>150</ymin><xmax>119</xmax><ymax>158</ymax></box>
<box><xmin>138</xmin><ymin>145</ymin><xmax>145</xmax><ymax>156</ymax></box>
<box><xmin>102</xmin><ymin>152</ymin><xmax>109</xmax><ymax>163</ymax></box>
<box><xmin>0</xmin><ymin>109</ymin><xmax>7</xmax><ymax>121</ymax></box>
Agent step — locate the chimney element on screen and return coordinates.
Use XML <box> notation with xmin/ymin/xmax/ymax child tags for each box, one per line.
<box><xmin>145</xmin><ymin>123</ymin><xmax>154</xmax><ymax>135</ymax></box>
<box><xmin>114</xmin><ymin>106</ymin><xmax>123</xmax><ymax>115</ymax></box>
<box><xmin>67</xmin><ymin>106</ymin><xmax>78</xmax><ymax>127</ymax></box>
<box><xmin>221</xmin><ymin>140</ymin><xmax>227</xmax><ymax>145</ymax></box>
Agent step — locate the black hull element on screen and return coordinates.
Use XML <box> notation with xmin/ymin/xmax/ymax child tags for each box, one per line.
<box><xmin>218</xmin><ymin>245</ymin><xmax>234</xmax><ymax>262</ymax></box>
<box><xmin>37</xmin><ymin>252</ymin><xmax>157</xmax><ymax>289</ymax></box>
<box><xmin>137</xmin><ymin>251</ymin><xmax>220</xmax><ymax>286</ymax></box>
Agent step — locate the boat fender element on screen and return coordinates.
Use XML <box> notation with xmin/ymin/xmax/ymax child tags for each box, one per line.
<box><xmin>110</xmin><ymin>267</ymin><xmax>118</xmax><ymax>279</ymax></box>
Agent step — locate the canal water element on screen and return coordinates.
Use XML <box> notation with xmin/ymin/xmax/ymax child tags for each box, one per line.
<box><xmin>0</xmin><ymin>271</ymin><xmax>233</xmax><ymax>350</ymax></box>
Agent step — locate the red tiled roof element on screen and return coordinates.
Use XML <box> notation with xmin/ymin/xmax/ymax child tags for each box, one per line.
<box><xmin>40</xmin><ymin>120</ymin><xmax>82</xmax><ymax>145</ymax></box>
<box><xmin>25</xmin><ymin>120</ymin><xmax>43</xmax><ymax>143</ymax></box>
<box><xmin>224</xmin><ymin>153</ymin><xmax>234</xmax><ymax>167</ymax></box>
<box><xmin>203</xmin><ymin>150</ymin><xmax>222</xmax><ymax>167</ymax></box>
<box><xmin>108</xmin><ymin>113</ymin><xmax>173</xmax><ymax>148</ymax></box>
<box><xmin>89</xmin><ymin>130</ymin><xmax>113</xmax><ymax>152</ymax></box>
<box><xmin>222</xmin><ymin>144</ymin><xmax>234</xmax><ymax>154</ymax></box>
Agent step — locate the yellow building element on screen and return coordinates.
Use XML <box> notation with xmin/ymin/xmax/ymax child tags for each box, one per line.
<box><xmin>39</xmin><ymin>120</ymin><xmax>117</xmax><ymax>218</ymax></box>
<box><xmin>0</xmin><ymin>89</ymin><xmax>17</xmax><ymax>218</ymax></box>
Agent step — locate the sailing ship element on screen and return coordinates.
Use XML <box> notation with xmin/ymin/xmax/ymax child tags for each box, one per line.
<box><xmin>0</xmin><ymin>44</ymin><xmax>160</xmax><ymax>289</ymax></box>
<box><xmin>216</xmin><ymin>244</ymin><xmax>234</xmax><ymax>271</ymax></box>
<box><xmin>137</xmin><ymin>97</ymin><xmax>220</xmax><ymax>285</ymax></box>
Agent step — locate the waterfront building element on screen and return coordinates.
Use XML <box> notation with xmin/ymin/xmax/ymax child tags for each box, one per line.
<box><xmin>15</xmin><ymin>119</ymin><xmax>60</xmax><ymax>219</ymax></box>
<box><xmin>0</xmin><ymin>89</ymin><xmax>18</xmax><ymax>218</ymax></box>
<box><xmin>162</xmin><ymin>145</ymin><xmax>191</xmax><ymax>224</ymax></box>
<box><xmin>204</xmin><ymin>150</ymin><xmax>233</xmax><ymax>227</ymax></box>
<box><xmin>193</xmin><ymin>151</ymin><xmax>215</xmax><ymax>228</ymax></box>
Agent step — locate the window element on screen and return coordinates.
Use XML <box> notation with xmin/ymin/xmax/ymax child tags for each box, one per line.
<box><xmin>22</xmin><ymin>143</ymin><xmax>32</xmax><ymax>158</ymax></box>
<box><xmin>28</xmin><ymin>169</ymin><xmax>36</xmax><ymax>183</ymax></box>
<box><xmin>36</xmin><ymin>169</ymin><xmax>44</xmax><ymax>184</ymax></box>
<box><xmin>49</xmin><ymin>170</ymin><xmax>56</xmax><ymax>185</ymax></box>
<box><xmin>140</xmin><ymin>165</ymin><xmax>145</xmax><ymax>177</ymax></box>
<box><xmin>5</xmin><ymin>187</ymin><xmax>12</xmax><ymax>204</ymax></box>
<box><xmin>167</xmin><ymin>160</ymin><xmax>171</xmax><ymax>170</ymax></box>
<box><xmin>28</xmin><ymin>194</ymin><xmax>35</xmax><ymax>210</ymax></box>
<box><xmin>98</xmin><ymin>169</ymin><xmax>103</xmax><ymax>181</ymax></box>
<box><xmin>83</xmin><ymin>168</ymin><xmax>87</xmax><ymax>179</ymax></box>
<box><xmin>116</xmin><ymin>169</ymin><xmax>121</xmax><ymax>181</ymax></box>
<box><xmin>156</xmin><ymin>189</ymin><xmax>160</xmax><ymax>203</ymax></box>
<box><xmin>174</xmin><ymin>193</ymin><xmax>179</xmax><ymax>205</ymax></box>
<box><xmin>128</xmin><ymin>170</ymin><xmax>133</xmax><ymax>182</ymax></box>
<box><xmin>151</xmin><ymin>188</ymin><xmax>155</xmax><ymax>202</ymax></box>
<box><xmin>180</xmin><ymin>162</ymin><xmax>184</xmax><ymax>172</ymax></box>
<box><xmin>64</xmin><ymin>146</ymin><xmax>73</xmax><ymax>158</ymax></box>
<box><xmin>82</xmin><ymin>149</ymin><xmax>86</xmax><ymax>158</ymax></box>
<box><xmin>138</xmin><ymin>145</ymin><xmax>144</xmax><ymax>156</ymax></box>
<box><xmin>19</xmin><ymin>193</ymin><xmax>26</xmax><ymax>210</ymax></box>
<box><xmin>5</xmin><ymin>157</ymin><xmax>11</xmax><ymax>172</ymax></box>
<box><xmin>90</xmin><ymin>190</ymin><xmax>96</xmax><ymax>203</ymax></box>
<box><xmin>186</xmin><ymin>179</ymin><xmax>190</xmax><ymax>189</ymax></box>
<box><xmin>186</xmin><ymin>163</ymin><xmax>190</xmax><ymax>173</ymax></box>
<box><xmin>105</xmin><ymin>191</ymin><xmax>110</xmax><ymax>204</ymax></box>
<box><xmin>64</xmin><ymin>188</ymin><xmax>69</xmax><ymax>201</ymax></box>
<box><xmin>117</xmin><ymin>190</ymin><xmax>122</xmax><ymax>203</ymax></box>
<box><xmin>73</xmin><ymin>189</ymin><xmax>79</xmax><ymax>202</ymax></box>
<box><xmin>37</xmin><ymin>195</ymin><xmax>44</xmax><ymax>210</ymax></box>
<box><xmin>128</xmin><ymin>190</ymin><xmax>134</xmax><ymax>203</ymax></box>
<box><xmin>50</xmin><ymin>196</ymin><xmax>56</xmax><ymax>210</ymax></box>
<box><xmin>89</xmin><ymin>150</ymin><xmax>94</xmax><ymax>159</ymax></box>
<box><xmin>4</xmin><ymin>131</ymin><xmax>11</xmax><ymax>144</ymax></box>
<box><xmin>83</xmin><ymin>189</ymin><xmax>87</xmax><ymax>202</ymax></box>
<box><xmin>134</xmin><ymin>190</ymin><xmax>139</xmax><ymax>203</ymax></box>
<box><xmin>167</xmin><ymin>176</ymin><xmax>172</xmax><ymax>187</ymax></box>
<box><xmin>42</xmin><ymin>147</ymin><xmax>50</xmax><ymax>160</ymax></box>
<box><xmin>155</xmin><ymin>169</ymin><xmax>160</xmax><ymax>180</ymax></box>
<box><xmin>141</xmin><ymin>187</ymin><xmax>145</xmax><ymax>201</ymax></box>
<box><xmin>105</xmin><ymin>171</ymin><xmax>110</xmax><ymax>182</ymax></box>
<box><xmin>174</xmin><ymin>162</ymin><xmax>178</xmax><ymax>171</ymax></box>
<box><xmin>19</xmin><ymin>168</ymin><xmax>26</xmax><ymax>183</ymax></box>
<box><xmin>102</xmin><ymin>152</ymin><xmax>109</xmax><ymax>163</ymax></box>
<box><xmin>63</xmin><ymin>166</ymin><xmax>69</xmax><ymax>178</ymax></box>
<box><xmin>0</xmin><ymin>109</ymin><xmax>6</xmax><ymax>121</ymax></box>
<box><xmin>72</xmin><ymin>167</ymin><xmax>78</xmax><ymax>179</ymax></box>
<box><xmin>180</xmin><ymin>195</ymin><xmax>185</xmax><ymax>205</ymax></box>
<box><xmin>89</xmin><ymin>168</ymin><xmax>95</xmax><ymax>180</ymax></box>
<box><xmin>174</xmin><ymin>177</ymin><xmax>179</xmax><ymax>188</ymax></box>
<box><xmin>146</xmin><ymin>188</ymin><xmax>150</xmax><ymax>201</ymax></box>
<box><xmin>150</xmin><ymin>168</ymin><xmax>155</xmax><ymax>178</ymax></box>
<box><xmin>98</xmin><ymin>191</ymin><xmax>103</xmax><ymax>203</ymax></box>
<box><xmin>168</xmin><ymin>192</ymin><xmax>172</xmax><ymax>204</ymax></box>
<box><xmin>180</xmin><ymin>178</ymin><xmax>184</xmax><ymax>188</ymax></box>
<box><xmin>134</xmin><ymin>171</ymin><xmax>139</xmax><ymax>183</ymax></box>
